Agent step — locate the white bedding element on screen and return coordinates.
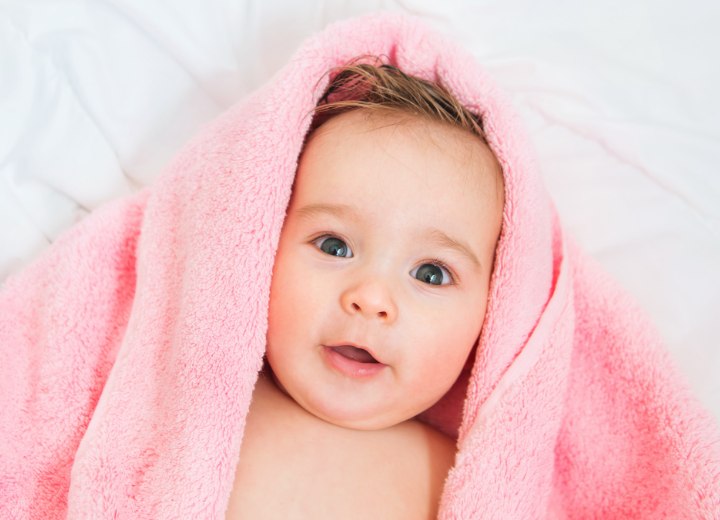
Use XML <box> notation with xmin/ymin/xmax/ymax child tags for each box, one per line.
<box><xmin>1</xmin><ymin>0</ymin><xmax>718</xmax><ymax>421</ymax></box>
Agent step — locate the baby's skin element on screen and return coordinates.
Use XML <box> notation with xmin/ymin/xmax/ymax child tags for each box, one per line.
<box><xmin>226</xmin><ymin>109</ymin><xmax>504</xmax><ymax>519</ymax></box>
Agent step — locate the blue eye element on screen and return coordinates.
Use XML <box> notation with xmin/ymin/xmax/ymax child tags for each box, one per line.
<box><xmin>411</xmin><ymin>263</ymin><xmax>453</xmax><ymax>286</ymax></box>
<box><xmin>314</xmin><ymin>236</ymin><xmax>353</xmax><ymax>258</ymax></box>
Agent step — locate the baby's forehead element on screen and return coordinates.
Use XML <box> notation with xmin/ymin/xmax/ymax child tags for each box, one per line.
<box><xmin>305</xmin><ymin>109</ymin><xmax>504</xmax><ymax>200</ymax></box>
<box><xmin>294</xmin><ymin>109</ymin><xmax>504</xmax><ymax>247</ymax></box>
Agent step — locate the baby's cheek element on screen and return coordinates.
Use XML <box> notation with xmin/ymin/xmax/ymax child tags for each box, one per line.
<box><xmin>270</xmin><ymin>264</ymin><xmax>328</xmax><ymax>336</ymax></box>
<box><xmin>421</xmin><ymin>316</ymin><xmax>479</xmax><ymax>380</ymax></box>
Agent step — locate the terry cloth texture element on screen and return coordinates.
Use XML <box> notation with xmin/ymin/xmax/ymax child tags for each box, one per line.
<box><xmin>1</xmin><ymin>11</ymin><xmax>719</xmax><ymax>519</ymax></box>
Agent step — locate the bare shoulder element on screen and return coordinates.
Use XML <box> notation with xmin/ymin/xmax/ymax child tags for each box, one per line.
<box><xmin>404</xmin><ymin>417</ymin><xmax>457</xmax><ymax>462</ymax></box>
<box><xmin>380</xmin><ymin>419</ymin><xmax>457</xmax><ymax>516</ymax></box>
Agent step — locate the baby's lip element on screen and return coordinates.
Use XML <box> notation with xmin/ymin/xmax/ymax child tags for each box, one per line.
<box><xmin>324</xmin><ymin>342</ymin><xmax>386</xmax><ymax>365</ymax></box>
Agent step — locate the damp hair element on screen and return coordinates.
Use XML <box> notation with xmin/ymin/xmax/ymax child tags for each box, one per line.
<box><xmin>308</xmin><ymin>56</ymin><xmax>487</xmax><ymax>143</ymax></box>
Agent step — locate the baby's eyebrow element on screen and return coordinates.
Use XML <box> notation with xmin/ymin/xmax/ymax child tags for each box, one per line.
<box><xmin>295</xmin><ymin>202</ymin><xmax>482</xmax><ymax>271</ymax></box>
<box><xmin>423</xmin><ymin>228</ymin><xmax>482</xmax><ymax>271</ymax></box>
<box><xmin>295</xmin><ymin>203</ymin><xmax>359</xmax><ymax>221</ymax></box>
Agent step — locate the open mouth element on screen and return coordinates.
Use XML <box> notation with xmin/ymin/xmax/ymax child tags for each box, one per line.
<box><xmin>323</xmin><ymin>344</ymin><xmax>387</xmax><ymax>378</ymax></box>
<box><xmin>329</xmin><ymin>345</ymin><xmax>379</xmax><ymax>364</ymax></box>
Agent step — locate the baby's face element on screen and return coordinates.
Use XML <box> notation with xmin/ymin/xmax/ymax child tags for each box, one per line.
<box><xmin>266</xmin><ymin>109</ymin><xmax>503</xmax><ymax>430</ymax></box>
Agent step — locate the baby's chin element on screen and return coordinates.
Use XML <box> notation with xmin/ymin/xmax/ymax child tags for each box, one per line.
<box><xmin>263</xmin><ymin>359</ymin><xmax>416</xmax><ymax>431</ymax></box>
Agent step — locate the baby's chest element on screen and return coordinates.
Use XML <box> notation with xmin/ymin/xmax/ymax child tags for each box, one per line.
<box><xmin>224</xmin><ymin>384</ymin><xmax>438</xmax><ymax>519</ymax></box>
<box><xmin>225</xmin><ymin>421</ymin><xmax>433</xmax><ymax>520</ymax></box>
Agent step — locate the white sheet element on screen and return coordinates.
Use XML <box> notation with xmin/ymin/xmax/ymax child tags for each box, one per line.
<box><xmin>1</xmin><ymin>0</ymin><xmax>718</xmax><ymax>421</ymax></box>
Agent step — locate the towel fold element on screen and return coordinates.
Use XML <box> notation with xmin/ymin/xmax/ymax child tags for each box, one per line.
<box><xmin>1</xmin><ymin>12</ymin><xmax>718</xmax><ymax>519</ymax></box>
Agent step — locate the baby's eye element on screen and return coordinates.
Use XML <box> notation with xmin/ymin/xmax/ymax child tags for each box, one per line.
<box><xmin>313</xmin><ymin>236</ymin><xmax>353</xmax><ymax>258</ymax></box>
<box><xmin>411</xmin><ymin>262</ymin><xmax>453</xmax><ymax>286</ymax></box>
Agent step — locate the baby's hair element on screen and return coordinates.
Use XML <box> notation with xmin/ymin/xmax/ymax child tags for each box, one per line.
<box><xmin>309</xmin><ymin>55</ymin><xmax>487</xmax><ymax>143</ymax></box>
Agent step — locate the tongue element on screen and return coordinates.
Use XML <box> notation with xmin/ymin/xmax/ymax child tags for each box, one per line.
<box><xmin>332</xmin><ymin>346</ymin><xmax>378</xmax><ymax>363</ymax></box>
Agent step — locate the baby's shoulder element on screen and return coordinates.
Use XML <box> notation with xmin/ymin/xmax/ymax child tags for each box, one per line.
<box><xmin>385</xmin><ymin>416</ymin><xmax>457</xmax><ymax>480</ymax></box>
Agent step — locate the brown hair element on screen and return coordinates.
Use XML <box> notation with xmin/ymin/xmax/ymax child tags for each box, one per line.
<box><xmin>309</xmin><ymin>56</ymin><xmax>487</xmax><ymax>143</ymax></box>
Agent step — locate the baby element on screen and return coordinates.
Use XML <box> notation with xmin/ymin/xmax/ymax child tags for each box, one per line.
<box><xmin>225</xmin><ymin>63</ymin><xmax>504</xmax><ymax>519</ymax></box>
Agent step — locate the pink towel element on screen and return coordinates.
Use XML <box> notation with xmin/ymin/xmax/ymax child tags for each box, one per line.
<box><xmin>1</xmin><ymin>12</ymin><xmax>719</xmax><ymax>519</ymax></box>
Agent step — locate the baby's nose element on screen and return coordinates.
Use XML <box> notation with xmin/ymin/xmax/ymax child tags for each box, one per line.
<box><xmin>340</xmin><ymin>279</ymin><xmax>398</xmax><ymax>323</ymax></box>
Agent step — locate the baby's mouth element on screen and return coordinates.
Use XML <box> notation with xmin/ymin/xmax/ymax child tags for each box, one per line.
<box><xmin>329</xmin><ymin>345</ymin><xmax>379</xmax><ymax>364</ymax></box>
<box><xmin>322</xmin><ymin>344</ymin><xmax>388</xmax><ymax>379</ymax></box>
